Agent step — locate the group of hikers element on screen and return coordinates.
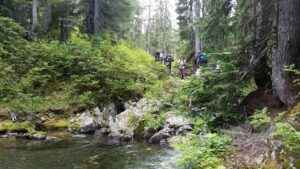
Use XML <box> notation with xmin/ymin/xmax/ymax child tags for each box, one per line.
<box><xmin>154</xmin><ymin>50</ymin><xmax>210</xmax><ymax>79</ymax></box>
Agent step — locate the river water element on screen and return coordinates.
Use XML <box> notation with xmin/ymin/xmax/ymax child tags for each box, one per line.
<box><xmin>0</xmin><ymin>132</ymin><xmax>177</xmax><ymax>169</ymax></box>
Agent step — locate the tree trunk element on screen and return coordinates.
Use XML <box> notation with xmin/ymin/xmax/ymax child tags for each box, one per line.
<box><xmin>86</xmin><ymin>0</ymin><xmax>101</xmax><ymax>34</ymax></box>
<box><xmin>163</xmin><ymin>0</ymin><xmax>167</xmax><ymax>55</ymax></box>
<box><xmin>188</xmin><ymin>0</ymin><xmax>194</xmax><ymax>50</ymax></box>
<box><xmin>253</xmin><ymin>0</ymin><xmax>272</xmax><ymax>89</ymax></box>
<box><xmin>60</xmin><ymin>4</ymin><xmax>71</xmax><ymax>41</ymax></box>
<box><xmin>147</xmin><ymin>0</ymin><xmax>152</xmax><ymax>53</ymax></box>
<box><xmin>272</xmin><ymin>0</ymin><xmax>300</xmax><ymax>106</ymax></box>
<box><xmin>195</xmin><ymin>0</ymin><xmax>201</xmax><ymax>52</ymax></box>
<box><xmin>31</xmin><ymin>0</ymin><xmax>39</xmax><ymax>33</ymax></box>
<box><xmin>44</xmin><ymin>0</ymin><xmax>51</xmax><ymax>33</ymax></box>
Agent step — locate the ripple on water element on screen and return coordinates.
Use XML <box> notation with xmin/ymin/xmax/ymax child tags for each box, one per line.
<box><xmin>0</xmin><ymin>134</ymin><xmax>178</xmax><ymax>169</ymax></box>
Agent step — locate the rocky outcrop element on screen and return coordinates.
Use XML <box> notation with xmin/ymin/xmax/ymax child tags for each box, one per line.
<box><xmin>149</xmin><ymin>114</ymin><xmax>193</xmax><ymax>145</ymax></box>
<box><xmin>69</xmin><ymin>110</ymin><xmax>97</xmax><ymax>134</ymax></box>
<box><xmin>99</xmin><ymin>98</ymin><xmax>161</xmax><ymax>141</ymax></box>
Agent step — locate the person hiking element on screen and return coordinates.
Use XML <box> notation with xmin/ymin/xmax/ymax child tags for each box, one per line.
<box><xmin>197</xmin><ymin>50</ymin><xmax>208</xmax><ymax>65</ymax></box>
<box><xmin>179</xmin><ymin>56</ymin><xmax>186</xmax><ymax>79</ymax></box>
<box><xmin>155</xmin><ymin>51</ymin><xmax>160</xmax><ymax>61</ymax></box>
<box><xmin>165</xmin><ymin>54</ymin><xmax>174</xmax><ymax>74</ymax></box>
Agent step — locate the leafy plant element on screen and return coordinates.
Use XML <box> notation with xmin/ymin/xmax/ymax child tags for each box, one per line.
<box><xmin>173</xmin><ymin>133</ymin><xmax>231</xmax><ymax>169</ymax></box>
<box><xmin>272</xmin><ymin>123</ymin><xmax>300</xmax><ymax>152</ymax></box>
<box><xmin>143</xmin><ymin>112</ymin><xmax>166</xmax><ymax>131</ymax></box>
<box><xmin>249</xmin><ymin>108</ymin><xmax>271</xmax><ymax>131</ymax></box>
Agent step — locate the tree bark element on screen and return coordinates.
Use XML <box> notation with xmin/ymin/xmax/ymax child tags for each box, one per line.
<box><xmin>188</xmin><ymin>0</ymin><xmax>194</xmax><ymax>50</ymax></box>
<box><xmin>163</xmin><ymin>0</ymin><xmax>167</xmax><ymax>55</ymax></box>
<box><xmin>253</xmin><ymin>0</ymin><xmax>272</xmax><ymax>89</ymax></box>
<box><xmin>195</xmin><ymin>0</ymin><xmax>201</xmax><ymax>52</ymax></box>
<box><xmin>86</xmin><ymin>0</ymin><xmax>101</xmax><ymax>34</ymax></box>
<box><xmin>31</xmin><ymin>0</ymin><xmax>39</xmax><ymax>33</ymax></box>
<box><xmin>44</xmin><ymin>0</ymin><xmax>51</xmax><ymax>33</ymax></box>
<box><xmin>60</xmin><ymin>4</ymin><xmax>71</xmax><ymax>41</ymax></box>
<box><xmin>147</xmin><ymin>0</ymin><xmax>152</xmax><ymax>53</ymax></box>
<box><xmin>272</xmin><ymin>0</ymin><xmax>300</xmax><ymax>106</ymax></box>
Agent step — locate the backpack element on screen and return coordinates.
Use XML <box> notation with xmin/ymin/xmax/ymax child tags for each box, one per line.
<box><xmin>166</xmin><ymin>55</ymin><xmax>173</xmax><ymax>62</ymax></box>
<box><xmin>200</xmin><ymin>53</ymin><xmax>208</xmax><ymax>62</ymax></box>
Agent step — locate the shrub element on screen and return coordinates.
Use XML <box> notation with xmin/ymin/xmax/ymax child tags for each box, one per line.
<box><xmin>0</xmin><ymin>18</ymin><xmax>166</xmax><ymax>115</ymax></box>
<box><xmin>173</xmin><ymin>133</ymin><xmax>231</xmax><ymax>169</ymax></box>
<box><xmin>272</xmin><ymin>123</ymin><xmax>300</xmax><ymax>151</ymax></box>
<box><xmin>249</xmin><ymin>108</ymin><xmax>271</xmax><ymax>131</ymax></box>
<box><xmin>143</xmin><ymin>112</ymin><xmax>167</xmax><ymax>131</ymax></box>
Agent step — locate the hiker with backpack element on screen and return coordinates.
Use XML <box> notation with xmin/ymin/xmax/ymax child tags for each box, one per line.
<box><xmin>165</xmin><ymin>54</ymin><xmax>174</xmax><ymax>73</ymax></box>
<box><xmin>155</xmin><ymin>51</ymin><xmax>161</xmax><ymax>61</ymax></box>
<box><xmin>197</xmin><ymin>50</ymin><xmax>208</xmax><ymax>66</ymax></box>
<box><xmin>179</xmin><ymin>56</ymin><xmax>186</xmax><ymax>79</ymax></box>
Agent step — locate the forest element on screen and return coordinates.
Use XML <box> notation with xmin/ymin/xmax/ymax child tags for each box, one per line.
<box><xmin>0</xmin><ymin>0</ymin><xmax>299</xmax><ymax>169</ymax></box>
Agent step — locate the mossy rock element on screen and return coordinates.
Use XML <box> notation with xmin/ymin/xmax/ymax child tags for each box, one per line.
<box><xmin>44</xmin><ymin>119</ymin><xmax>70</xmax><ymax>129</ymax></box>
<box><xmin>0</xmin><ymin>120</ymin><xmax>35</xmax><ymax>133</ymax></box>
<box><xmin>43</xmin><ymin>118</ymin><xmax>81</xmax><ymax>132</ymax></box>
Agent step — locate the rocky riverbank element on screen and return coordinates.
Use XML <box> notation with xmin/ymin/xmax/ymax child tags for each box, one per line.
<box><xmin>0</xmin><ymin>98</ymin><xmax>194</xmax><ymax>145</ymax></box>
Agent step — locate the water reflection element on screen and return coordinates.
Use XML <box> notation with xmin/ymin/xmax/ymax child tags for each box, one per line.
<box><xmin>0</xmin><ymin>132</ymin><xmax>177</xmax><ymax>169</ymax></box>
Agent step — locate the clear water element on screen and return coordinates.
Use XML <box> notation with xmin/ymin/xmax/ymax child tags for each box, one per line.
<box><xmin>0</xmin><ymin>132</ymin><xmax>177</xmax><ymax>169</ymax></box>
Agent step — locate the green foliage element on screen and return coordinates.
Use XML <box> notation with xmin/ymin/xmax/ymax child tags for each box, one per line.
<box><xmin>285</xmin><ymin>64</ymin><xmax>300</xmax><ymax>85</ymax></box>
<box><xmin>181</xmin><ymin>58</ymin><xmax>244</xmax><ymax>124</ymax></box>
<box><xmin>143</xmin><ymin>112</ymin><xmax>167</xmax><ymax>131</ymax></box>
<box><xmin>249</xmin><ymin>108</ymin><xmax>271</xmax><ymax>131</ymax></box>
<box><xmin>192</xmin><ymin>117</ymin><xmax>206</xmax><ymax>135</ymax></box>
<box><xmin>0</xmin><ymin>18</ymin><xmax>165</xmax><ymax>115</ymax></box>
<box><xmin>272</xmin><ymin>123</ymin><xmax>300</xmax><ymax>152</ymax></box>
<box><xmin>145</xmin><ymin>77</ymin><xmax>180</xmax><ymax>108</ymax></box>
<box><xmin>174</xmin><ymin>133</ymin><xmax>231</xmax><ymax>169</ymax></box>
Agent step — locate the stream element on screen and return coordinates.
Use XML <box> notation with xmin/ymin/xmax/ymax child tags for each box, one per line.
<box><xmin>0</xmin><ymin>131</ymin><xmax>177</xmax><ymax>169</ymax></box>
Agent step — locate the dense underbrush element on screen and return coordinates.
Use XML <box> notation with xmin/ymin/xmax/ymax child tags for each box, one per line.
<box><xmin>0</xmin><ymin>17</ymin><xmax>166</xmax><ymax>116</ymax></box>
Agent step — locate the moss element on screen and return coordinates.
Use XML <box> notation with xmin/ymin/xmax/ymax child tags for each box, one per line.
<box><xmin>0</xmin><ymin>120</ymin><xmax>35</xmax><ymax>133</ymax></box>
<box><xmin>44</xmin><ymin>119</ymin><xmax>70</xmax><ymax>129</ymax></box>
<box><xmin>43</xmin><ymin>118</ymin><xmax>81</xmax><ymax>132</ymax></box>
<box><xmin>289</xmin><ymin>103</ymin><xmax>300</xmax><ymax>121</ymax></box>
<box><xmin>102</xmin><ymin>120</ymin><xmax>109</xmax><ymax>128</ymax></box>
<box><xmin>263</xmin><ymin>160</ymin><xmax>279</xmax><ymax>169</ymax></box>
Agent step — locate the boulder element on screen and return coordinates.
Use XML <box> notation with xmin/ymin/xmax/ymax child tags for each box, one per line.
<box><xmin>45</xmin><ymin>136</ymin><xmax>59</xmax><ymax>141</ymax></box>
<box><xmin>0</xmin><ymin>134</ymin><xmax>8</xmax><ymax>138</ymax></box>
<box><xmin>143</xmin><ymin>127</ymin><xmax>156</xmax><ymax>140</ymax></box>
<box><xmin>149</xmin><ymin>128</ymin><xmax>172</xmax><ymax>144</ymax></box>
<box><xmin>32</xmin><ymin>133</ymin><xmax>46</xmax><ymax>140</ymax></box>
<box><xmin>165</xmin><ymin>116</ymin><xmax>191</xmax><ymax>129</ymax></box>
<box><xmin>105</xmin><ymin>98</ymin><xmax>161</xmax><ymax>141</ymax></box>
<box><xmin>176</xmin><ymin>125</ymin><xmax>193</xmax><ymax>135</ymax></box>
<box><xmin>78</xmin><ymin>111</ymin><xmax>96</xmax><ymax>134</ymax></box>
<box><xmin>100</xmin><ymin>128</ymin><xmax>110</xmax><ymax>135</ymax></box>
<box><xmin>149</xmin><ymin>115</ymin><xmax>193</xmax><ymax>145</ymax></box>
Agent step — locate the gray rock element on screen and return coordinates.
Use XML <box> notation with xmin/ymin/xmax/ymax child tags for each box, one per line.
<box><xmin>100</xmin><ymin>128</ymin><xmax>110</xmax><ymax>135</ymax></box>
<box><xmin>72</xmin><ymin>134</ymin><xmax>87</xmax><ymax>138</ymax></box>
<box><xmin>160</xmin><ymin>139</ymin><xmax>170</xmax><ymax>147</ymax></box>
<box><xmin>165</xmin><ymin>116</ymin><xmax>191</xmax><ymax>129</ymax></box>
<box><xmin>7</xmin><ymin>132</ymin><xmax>18</xmax><ymax>137</ymax></box>
<box><xmin>32</xmin><ymin>133</ymin><xmax>46</xmax><ymax>140</ymax></box>
<box><xmin>149</xmin><ymin>128</ymin><xmax>171</xmax><ymax>144</ymax></box>
<box><xmin>143</xmin><ymin>127</ymin><xmax>156</xmax><ymax>140</ymax></box>
<box><xmin>77</xmin><ymin>111</ymin><xmax>96</xmax><ymax>134</ymax></box>
<box><xmin>176</xmin><ymin>125</ymin><xmax>193</xmax><ymax>135</ymax></box>
<box><xmin>45</xmin><ymin>136</ymin><xmax>59</xmax><ymax>141</ymax></box>
<box><xmin>0</xmin><ymin>134</ymin><xmax>8</xmax><ymax>138</ymax></box>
